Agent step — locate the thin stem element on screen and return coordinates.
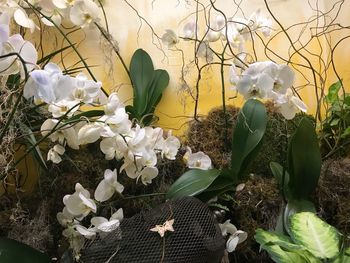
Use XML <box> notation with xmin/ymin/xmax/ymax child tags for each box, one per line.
<box><xmin>220</xmin><ymin>44</ymin><xmax>229</xmax><ymax>149</ymax></box>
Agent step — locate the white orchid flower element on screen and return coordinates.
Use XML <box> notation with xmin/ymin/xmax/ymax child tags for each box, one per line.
<box><xmin>41</xmin><ymin>119</ymin><xmax>79</xmax><ymax>149</ymax></box>
<box><xmin>71</xmin><ymin>73</ymin><xmax>102</xmax><ymax>103</ymax></box>
<box><xmin>69</xmin><ymin>0</ymin><xmax>100</xmax><ymax>28</ymax></box>
<box><xmin>183</xmin><ymin>20</ymin><xmax>198</xmax><ymax>39</ymax></box>
<box><xmin>145</xmin><ymin>127</ymin><xmax>163</xmax><ymax>148</ymax></box>
<box><xmin>140</xmin><ymin>147</ymin><xmax>157</xmax><ymax>167</ymax></box>
<box><xmin>40</xmin><ymin>5</ymin><xmax>65</xmax><ymax>26</ymax></box>
<box><xmin>206</xmin><ymin>14</ymin><xmax>226</xmax><ymax>42</ymax></box>
<box><xmin>105</xmin><ymin>107</ymin><xmax>131</xmax><ymax>135</ymax></box>
<box><xmin>48</xmin><ymin>99</ymin><xmax>80</xmax><ymax>118</ymax></box>
<box><xmin>250</xmin><ymin>9</ymin><xmax>272</xmax><ymax>38</ymax></box>
<box><xmin>161</xmin><ymin>29</ymin><xmax>179</xmax><ymax>48</ymax></box>
<box><xmin>227</xmin><ymin>23</ymin><xmax>244</xmax><ymax>48</ymax></box>
<box><xmin>161</xmin><ymin>131</ymin><xmax>180</xmax><ymax>160</ymax></box>
<box><xmin>275</xmin><ymin>88</ymin><xmax>307</xmax><ymax>120</ymax></box>
<box><xmin>229</xmin><ymin>63</ymin><xmax>239</xmax><ymax>88</ymax></box>
<box><xmin>237</xmin><ymin>61</ymin><xmax>275</xmax><ymax>99</ymax></box>
<box><xmin>219</xmin><ymin>220</ymin><xmax>247</xmax><ymax>253</ymax></box>
<box><xmin>47</xmin><ymin>144</ymin><xmax>65</xmax><ymax>163</ymax></box>
<box><xmin>104</xmin><ymin>92</ymin><xmax>123</xmax><ymax>115</ymax></box>
<box><xmin>57</xmin><ymin>207</ymin><xmax>74</xmax><ymax>227</ymax></box>
<box><xmin>77</xmin><ymin>123</ymin><xmax>102</xmax><ymax>145</ymax></box>
<box><xmin>100</xmin><ymin>134</ymin><xmax>128</xmax><ymax>160</ymax></box>
<box><xmin>197</xmin><ymin>41</ymin><xmax>214</xmax><ymax>62</ymax></box>
<box><xmin>126</xmin><ymin>125</ymin><xmax>147</xmax><ymax>155</ymax></box>
<box><xmin>139</xmin><ymin>166</ymin><xmax>158</xmax><ymax>185</ymax></box>
<box><xmin>24</xmin><ymin>63</ymin><xmax>75</xmax><ymax>103</ymax></box>
<box><xmin>184</xmin><ymin>147</ymin><xmax>212</xmax><ymax>170</ymax></box>
<box><xmin>94</xmin><ymin>169</ymin><xmax>124</xmax><ymax>202</ymax></box>
<box><xmin>63</xmin><ymin>183</ymin><xmax>96</xmax><ymax>218</ymax></box>
<box><xmin>0</xmin><ymin>32</ymin><xmax>37</xmax><ymax>79</ymax></box>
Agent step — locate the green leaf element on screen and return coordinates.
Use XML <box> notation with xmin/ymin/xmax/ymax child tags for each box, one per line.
<box><xmin>231</xmin><ymin>99</ymin><xmax>267</xmax><ymax>179</ymax></box>
<box><xmin>270</xmin><ymin>162</ymin><xmax>289</xmax><ymax>194</ymax></box>
<box><xmin>130</xmin><ymin>49</ymin><xmax>155</xmax><ymax>116</ymax></box>
<box><xmin>255</xmin><ymin>229</ymin><xmax>307</xmax><ymax>263</ymax></box>
<box><xmin>283</xmin><ymin>200</ymin><xmax>316</xmax><ymax>236</ymax></box>
<box><xmin>20</xmin><ymin>124</ymin><xmax>47</xmax><ymax>170</ymax></box>
<box><xmin>0</xmin><ymin>238</ymin><xmax>51</xmax><ymax>263</ymax></box>
<box><xmin>145</xmin><ymin>69</ymin><xmax>169</xmax><ymax>114</ymax></box>
<box><xmin>196</xmin><ymin>169</ymin><xmax>237</xmax><ymax>201</ymax></box>
<box><xmin>326</xmin><ymin>80</ymin><xmax>342</xmax><ymax>103</ymax></box>
<box><xmin>66</xmin><ymin>110</ymin><xmax>105</xmax><ymax>122</ymax></box>
<box><xmin>332</xmin><ymin>247</ymin><xmax>350</xmax><ymax>263</ymax></box>
<box><xmin>287</xmin><ymin>118</ymin><xmax>321</xmax><ymax>200</ymax></box>
<box><xmin>166</xmin><ymin>169</ymin><xmax>221</xmax><ymax>199</ymax></box>
<box><xmin>341</xmin><ymin>127</ymin><xmax>350</xmax><ymax>139</ymax></box>
<box><xmin>290</xmin><ymin>212</ymin><xmax>340</xmax><ymax>259</ymax></box>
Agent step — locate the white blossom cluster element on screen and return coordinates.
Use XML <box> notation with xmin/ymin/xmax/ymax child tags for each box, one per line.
<box><xmin>22</xmin><ymin>61</ymin><xmax>185</xmax><ymax>254</ymax></box>
<box><xmin>161</xmin><ymin>9</ymin><xmax>272</xmax><ymax>63</ymax></box>
<box><xmin>0</xmin><ymin>0</ymin><xmax>101</xmax><ymax>32</ymax></box>
<box><xmin>219</xmin><ymin>220</ymin><xmax>247</xmax><ymax>253</ymax></box>
<box><xmin>230</xmin><ymin>61</ymin><xmax>307</xmax><ymax>119</ymax></box>
<box><xmin>0</xmin><ymin>12</ymin><xmax>37</xmax><ymax>79</ymax></box>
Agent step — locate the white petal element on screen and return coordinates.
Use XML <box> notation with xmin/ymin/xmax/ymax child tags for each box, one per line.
<box><xmin>140</xmin><ymin>167</ymin><xmax>158</xmax><ymax>185</ymax></box>
<box><xmin>97</xmin><ymin>220</ymin><xmax>120</xmax><ymax>232</ymax></box>
<box><xmin>14</xmin><ymin>8</ymin><xmax>36</xmax><ymax>32</ymax></box>
<box><xmin>78</xmin><ymin>124</ymin><xmax>102</xmax><ymax>145</ymax></box>
<box><xmin>226</xmin><ymin>235</ymin><xmax>239</xmax><ymax>252</ymax></box>
<box><xmin>111</xmin><ymin>208</ymin><xmax>124</xmax><ymax>221</ymax></box>
<box><xmin>79</xmin><ymin>192</ymin><xmax>96</xmax><ymax>212</ymax></box>
<box><xmin>91</xmin><ymin>216</ymin><xmax>108</xmax><ymax>227</ymax></box>
<box><xmin>94</xmin><ymin>179</ymin><xmax>115</xmax><ymax>202</ymax></box>
<box><xmin>75</xmin><ymin>225</ymin><xmax>96</xmax><ymax>238</ymax></box>
<box><xmin>291</xmin><ymin>96</ymin><xmax>307</xmax><ymax>112</ymax></box>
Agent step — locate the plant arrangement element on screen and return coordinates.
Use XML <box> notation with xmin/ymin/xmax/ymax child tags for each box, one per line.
<box><xmin>0</xmin><ymin>1</ymin><xmax>349</xmax><ymax>263</ymax></box>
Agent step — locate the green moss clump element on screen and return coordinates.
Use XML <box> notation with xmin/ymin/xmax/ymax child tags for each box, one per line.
<box><xmin>229</xmin><ymin>175</ymin><xmax>281</xmax><ymax>262</ymax></box>
<box><xmin>186</xmin><ymin>103</ymin><xmax>316</xmax><ymax>176</ymax></box>
<box><xmin>316</xmin><ymin>157</ymin><xmax>350</xmax><ymax>240</ymax></box>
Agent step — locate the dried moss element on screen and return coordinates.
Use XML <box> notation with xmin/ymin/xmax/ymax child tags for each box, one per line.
<box><xmin>229</xmin><ymin>175</ymin><xmax>281</xmax><ymax>262</ymax></box>
<box><xmin>186</xmin><ymin>103</ymin><xmax>315</xmax><ymax>176</ymax></box>
<box><xmin>317</xmin><ymin>157</ymin><xmax>350</xmax><ymax>239</ymax></box>
<box><xmin>7</xmin><ymin>201</ymin><xmax>53</xmax><ymax>253</ymax></box>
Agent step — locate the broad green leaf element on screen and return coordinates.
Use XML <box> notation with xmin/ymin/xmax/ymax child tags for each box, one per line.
<box><xmin>287</xmin><ymin>118</ymin><xmax>321</xmax><ymax>200</ymax></box>
<box><xmin>326</xmin><ymin>80</ymin><xmax>342</xmax><ymax>103</ymax></box>
<box><xmin>290</xmin><ymin>212</ymin><xmax>340</xmax><ymax>259</ymax></box>
<box><xmin>166</xmin><ymin>169</ymin><xmax>221</xmax><ymax>199</ymax></box>
<box><xmin>231</xmin><ymin>99</ymin><xmax>267</xmax><ymax>179</ymax></box>
<box><xmin>255</xmin><ymin>229</ymin><xmax>307</xmax><ymax>263</ymax></box>
<box><xmin>130</xmin><ymin>49</ymin><xmax>154</xmax><ymax>116</ymax></box>
<box><xmin>283</xmin><ymin>200</ymin><xmax>316</xmax><ymax>236</ymax></box>
<box><xmin>145</xmin><ymin>69</ymin><xmax>169</xmax><ymax>114</ymax></box>
<box><xmin>196</xmin><ymin>169</ymin><xmax>237</xmax><ymax>201</ymax></box>
<box><xmin>0</xmin><ymin>238</ymin><xmax>51</xmax><ymax>263</ymax></box>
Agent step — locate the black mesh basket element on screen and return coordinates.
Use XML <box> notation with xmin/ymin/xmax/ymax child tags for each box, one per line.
<box><xmin>80</xmin><ymin>197</ymin><xmax>225</xmax><ymax>263</ymax></box>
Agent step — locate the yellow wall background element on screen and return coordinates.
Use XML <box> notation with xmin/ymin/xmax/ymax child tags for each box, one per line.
<box><xmin>70</xmin><ymin>0</ymin><xmax>350</xmax><ymax>135</ymax></box>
